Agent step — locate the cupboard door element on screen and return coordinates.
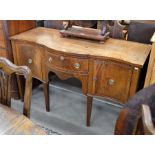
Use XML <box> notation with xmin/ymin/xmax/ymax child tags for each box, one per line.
<box><xmin>14</xmin><ymin>42</ymin><xmax>43</xmax><ymax>80</ymax></box>
<box><xmin>92</xmin><ymin>60</ymin><xmax>133</xmax><ymax>103</ymax></box>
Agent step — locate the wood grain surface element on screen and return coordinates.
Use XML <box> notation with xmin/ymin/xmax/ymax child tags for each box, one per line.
<box><xmin>10</xmin><ymin>27</ymin><xmax>151</xmax><ymax>126</ymax></box>
<box><xmin>10</xmin><ymin>27</ymin><xmax>151</xmax><ymax>67</ymax></box>
<box><xmin>0</xmin><ymin>57</ymin><xmax>32</xmax><ymax>117</ymax></box>
<box><xmin>0</xmin><ymin>104</ymin><xmax>46</xmax><ymax>135</ymax></box>
<box><xmin>144</xmin><ymin>33</ymin><xmax>155</xmax><ymax>87</ymax></box>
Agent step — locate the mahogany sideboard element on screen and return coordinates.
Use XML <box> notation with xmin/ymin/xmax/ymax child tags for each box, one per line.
<box><xmin>10</xmin><ymin>27</ymin><xmax>151</xmax><ymax>126</ymax></box>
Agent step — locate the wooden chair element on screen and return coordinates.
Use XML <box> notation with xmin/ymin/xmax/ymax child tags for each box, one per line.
<box><xmin>115</xmin><ymin>84</ymin><xmax>155</xmax><ymax>135</ymax></box>
<box><xmin>127</xmin><ymin>21</ymin><xmax>155</xmax><ymax>44</ymax></box>
<box><xmin>44</xmin><ymin>20</ymin><xmax>98</xmax><ymax>30</ymax></box>
<box><xmin>141</xmin><ymin>104</ymin><xmax>155</xmax><ymax>134</ymax></box>
<box><xmin>98</xmin><ymin>20</ymin><xmax>127</xmax><ymax>39</ymax></box>
<box><xmin>0</xmin><ymin>57</ymin><xmax>32</xmax><ymax>117</ymax></box>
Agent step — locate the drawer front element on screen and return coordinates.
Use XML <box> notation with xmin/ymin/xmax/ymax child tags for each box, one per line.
<box><xmin>45</xmin><ymin>51</ymin><xmax>89</xmax><ymax>73</ymax></box>
<box><xmin>0</xmin><ymin>29</ymin><xmax>6</xmax><ymax>48</ymax></box>
<box><xmin>92</xmin><ymin>60</ymin><xmax>133</xmax><ymax>103</ymax></box>
<box><xmin>15</xmin><ymin>42</ymin><xmax>43</xmax><ymax>80</ymax></box>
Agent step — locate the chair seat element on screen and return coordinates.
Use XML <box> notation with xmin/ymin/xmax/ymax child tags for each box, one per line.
<box><xmin>0</xmin><ymin>104</ymin><xmax>46</xmax><ymax>135</ymax></box>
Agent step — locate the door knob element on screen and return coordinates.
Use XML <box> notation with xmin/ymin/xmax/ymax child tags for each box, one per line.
<box><xmin>48</xmin><ymin>57</ymin><xmax>53</xmax><ymax>63</ymax></box>
<box><xmin>108</xmin><ymin>79</ymin><xmax>115</xmax><ymax>86</ymax></box>
<box><xmin>28</xmin><ymin>58</ymin><xmax>32</xmax><ymax>64</ymax></box>
<box><xmin>60</xmin><ymin>56</ymin><xmax>65</xmax><ymax>61</ymax></box>
<box><xmin>74</xmin><ymin>63</ymin><xmax>81</xmax><ymax>69</ymax></box>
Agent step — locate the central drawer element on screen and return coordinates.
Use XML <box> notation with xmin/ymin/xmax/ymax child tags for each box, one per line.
<box><xmin>45</xmin><ymin>50</ymin><xmax>89</xmax><ymax>73</ymax></box>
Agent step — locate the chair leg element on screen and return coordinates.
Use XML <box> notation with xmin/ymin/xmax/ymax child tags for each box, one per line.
<box><xmin>43</xmin><ymin>82</ymin><xmax>50</xmax><ymax>112</ymax></box>
<box><xmin>16</xmin><ymin>75</ymin><xmax>24</xmax><ymax>102</ymax></box>
<box><xmin>86</xmin><ymin>96</ymin><xmax>93</xmax><ymax>127</ymax></box>
<box><xmin>23</xmin><ymin>102</ymin><xmax>30</xmax><ymax>118</ymax></box>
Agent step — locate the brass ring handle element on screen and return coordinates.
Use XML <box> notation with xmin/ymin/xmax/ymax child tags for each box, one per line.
<box><xmin>108</xmin><ymin>79</ymin><xmax>115</xmax><ymax>86</ymax></box>
<box><xmin>74</xmin><ymin>63</ymin><xmax>81</xmax><ymax>69</ymax></box>
<box><xmin>28</xmin><ymin>58</ymin><xmax>32</xmax><ymax>64</ymax></box>
<box><xmin>48</xmin><ymin>57</ymin><xmax>53</xmax><ymax>63</ymax></box>
<box><xmin>60</xmin><ymin>56</ymin><xmax>65</xmax><ymax>61</ymax></box>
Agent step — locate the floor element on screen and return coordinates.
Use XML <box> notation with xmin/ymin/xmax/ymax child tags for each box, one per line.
<box><xmin>12</xmin><ymin>77</ymin><xmax>122</xmax><ymax>135</ymax></box>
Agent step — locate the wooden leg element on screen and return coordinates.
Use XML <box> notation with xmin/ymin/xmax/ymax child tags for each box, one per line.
<box><xmin>43</xmin><ymin>82</ymin><xmax>50</xmax><ymax>112</ymax></box>
<box><xmin>16</xmin><ymin>75</ymin><xmax>24</xmax><ymax>102</ymax></box>
<box><xmin>87</xmin><ymin>96</ymin><xmax>93</xmax><ymax>127</ymax></box>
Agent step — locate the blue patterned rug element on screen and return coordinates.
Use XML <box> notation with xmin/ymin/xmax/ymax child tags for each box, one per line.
<box><xmin>40</xmin><ymin>126</ymin><xmax>61</xmax><ymax>135</ymax></box>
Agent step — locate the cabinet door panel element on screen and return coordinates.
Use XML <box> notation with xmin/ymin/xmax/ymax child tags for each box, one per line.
<box><xmin>92</xmin><ymin>60</ymin><xmax>133</xmax><ymax>103</ymax></box>
<box><xmin>15</xmin><ymin>42</ymin><xmax>43</xmax><ymax>80</ymax></box>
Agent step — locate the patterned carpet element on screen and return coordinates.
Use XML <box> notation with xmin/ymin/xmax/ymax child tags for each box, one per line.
<box><xmin>11</xmin><ymin>77</ymin><xmax>121</xmax><ymax>135</ymax></box>
<box><xmin>40</xmin><ymin>126</ymin><xmax>61</xmax><ymax>135</ymax></box>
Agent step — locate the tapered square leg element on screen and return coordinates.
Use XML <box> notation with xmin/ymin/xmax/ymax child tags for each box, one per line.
<box><xmin>43</xmin><ymin>82</ymin><xmax>50</xmax><ymax>112</ymax></box>
<box><xmin>87</xmin><ymin>96</ymin><xmax>93</xmax><ymax>126</ymax></box>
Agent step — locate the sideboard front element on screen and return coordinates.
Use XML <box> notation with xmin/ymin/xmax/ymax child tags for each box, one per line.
<box><xmin>10</xmin><ymin>27</ymin><xmax>151</xmax><ymax>126</ymax></box>
<box><xmin>88</xmin><ymin>59</ymin><xmax>140</xmax><ymax>103</ymax></box>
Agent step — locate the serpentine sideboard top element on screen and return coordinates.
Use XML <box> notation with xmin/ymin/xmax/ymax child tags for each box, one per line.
<box><xmin>10</xmin><ymin>27</ymin><xmax>151</xmax><ymax>68</ymax></box>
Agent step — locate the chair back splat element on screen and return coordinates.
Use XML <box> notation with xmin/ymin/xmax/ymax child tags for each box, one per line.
<box><xmin>0</xmin><ymin>57</ymin><xmax>32</xmax><ymax>117</ymax></box>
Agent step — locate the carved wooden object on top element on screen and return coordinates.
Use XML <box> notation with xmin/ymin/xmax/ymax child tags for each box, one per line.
<box><xmin>98</xmin><ymin>20</ymin><xmax>127</xmax><ymax>39</ymax></box>
<box><xmin>107</xmin><ymin>20</ymin><xmax>126</xmax><ymax>39</ymax></box>
<box><xmin>60</xmin><ymin>26</ymin><xmax>110</xmax><ymax>42</ymax></box>
<box><xmin>64</xmin><ymin>20</ymin><xmax>97</xmax><ymax>29</ymax></box>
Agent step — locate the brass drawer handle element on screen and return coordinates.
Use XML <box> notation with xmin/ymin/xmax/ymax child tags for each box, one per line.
<box><xmin>48</xmin><ymin>57</ymin><xmax>53</xmax><ymax>63</ymax></box>
<box><xmin>60</xmin><ymin>56</ymin><xmax>65</xmax><ymax>61</ymax></box>
<box><xmin>74</xmin><ymin>63</ymin><xmax>81</xmax><ymax>69</ymax></box>
<box><xmin>28</xmin><ymin>58</ymin><xmax>32</xmax><ymax>64</ymax></box>
<box><xmin>108</xmin><ymin>79</ymin><xmax>115</xmax><ymax>86</ymax></box>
